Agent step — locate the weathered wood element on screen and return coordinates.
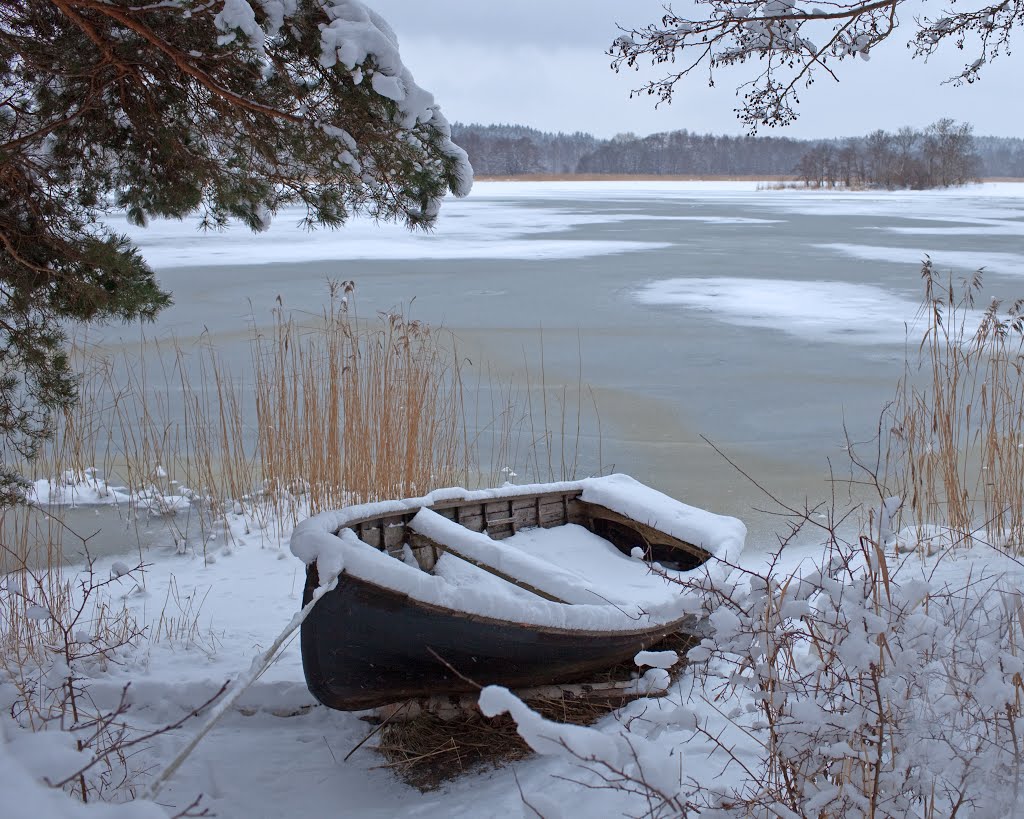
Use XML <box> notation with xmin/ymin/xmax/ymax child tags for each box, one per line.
<box><xmin>341</xmin><ymin>490</ymin><xmax>712</xmax><ymax>565</ymax></box>
<box><xmin>408</xmin><ymin>538</ymin><xmax>439</xmax><ymax>572</ymax></box>
<box><xmin>339</xmin><ymin>491</ymin><xmax>587</xmax><ymax>553</ymax></box>
<box><xmin>539</xmin><ymin>502</ymin><xmax>569</xmax><ymax>527</ymax></box>
<box><xmin>407</xmin><ymin>532</ymin><xmax>570</xmax><ymax>604</ymax></box>
<box><xmin>359</xmin><ymin>523</ymin><xmax>382</xmax><ymax>549</ymax></box>
<box><xmin>566</xmin><ymin>496</ymin><xmax>590</xmax><ymax>527</ymax></box>
<box><xmin>383</xmin><ymin>518</ymin><xmax>407</xmax><ymax>550</ymax></box>
<box><xmin>339</xmin><ymin>491</ymin><xmax>709</xmax><ymax>567</ymax></box>
<box><xmin>575</xmin><ymin>500</ymin><xmax>711</xmax><ymax>564</ymax></box>
<box><xmin>448</xmin><ymin>507</ymin><xmax>484</xmax><ymax>532</ymax></box>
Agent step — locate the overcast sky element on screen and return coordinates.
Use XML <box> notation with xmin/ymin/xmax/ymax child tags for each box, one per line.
<box><xmin>369</xmin><ymin>0</ymin><xmax>1023</xmax><ymax>139</ymax></box>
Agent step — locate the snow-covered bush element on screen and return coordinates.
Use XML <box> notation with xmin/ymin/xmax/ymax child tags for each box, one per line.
<box><xmin>490</xmin><ymin>527</ymin><xmax>1024</xmax><ymax>817</ymax></box>
<box><xmin>690</xmin><ymin>536</ymin><xmax>1024</xmax><ymax>816</ymax></box>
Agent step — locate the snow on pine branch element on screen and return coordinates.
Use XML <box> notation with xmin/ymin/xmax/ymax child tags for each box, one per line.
<box><xmin>215</xmin><ymin>0</ymin><xmax>446</xmax><ymax>131</ymax></box>
<box><xmin>15</xmin><ymin>0</ymin><xmax>472</xmax><ymax>229</ymax></box>
<box><xmin>212</xmin><ymin>0</ymin><xmax>472</xmax><ymax>211</ymax></box>
<box><xmin>611</xmin><ymin>0</ymin><xmax>1023</xmax><ymax>129</ymax></box>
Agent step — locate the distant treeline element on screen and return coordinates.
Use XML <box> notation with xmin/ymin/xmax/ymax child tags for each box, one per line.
<box><xmin>452</xmin><ymin>123</ymin><xmax>1024</xmax><ymax>184</ymax></box>
<box><xmin>795</xmin><ymin>121</ymin><xmax>979</xmax><ymax>189</ymax></box>
<box><xmin>452</xmin><ymin>124</ymin><xmax>600</xmax><ymax>176</ymax></box>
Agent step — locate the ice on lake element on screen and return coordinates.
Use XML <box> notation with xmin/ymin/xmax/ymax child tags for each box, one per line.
<box><xmin>818</xmin><ymin>243</ymin><xmax>1024</xmax><ymax>276</ymax></box>
<box><xmin>634</xmin><ymin>277</ymin><xmax>923</xmax><ymax>345</ymax></box>
<box><xmin>90</xmin><ymin>180</ymin><xmax>1024</xmax><ymax>524</ymax></box>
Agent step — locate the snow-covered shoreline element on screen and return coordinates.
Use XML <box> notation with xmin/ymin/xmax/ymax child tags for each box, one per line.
<box><xmin>7</xmin><ymin>178</ymin><xmax>1024</xmax><ymax>816</ymax></box>
<box><xmin>7</xmin><ymin>480</ymin><xmax>1024</xmax><ymax>817</ymax></box>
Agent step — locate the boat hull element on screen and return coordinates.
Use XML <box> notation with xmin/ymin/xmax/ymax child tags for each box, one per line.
<box><xmin>298</xmin><ymin>484</ymin><xmax>716</xmax><ymax>711</ymax></box>
<box><xmin>301</xmin><ymin>563</ymin><xmax>688</xmax><ymax>711</ymax></box>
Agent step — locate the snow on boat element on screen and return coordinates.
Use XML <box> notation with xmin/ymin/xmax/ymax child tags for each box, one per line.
<box><xmin>290</xmin><ymin>474</ymin><xmax>745</xmax><ymax>711</ymax></box>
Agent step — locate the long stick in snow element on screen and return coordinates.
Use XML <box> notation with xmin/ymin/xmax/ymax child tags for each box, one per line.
<box><xmin>141</xmin><ymin>573</ymin><xmax>339</xmax><ymax>801</ymax></box>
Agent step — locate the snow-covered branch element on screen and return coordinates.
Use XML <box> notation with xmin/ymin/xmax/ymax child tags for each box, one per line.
<box><xmin>488</xmin><ymin>507</ymin><xmax>1024</xmax><ymax>815</ymax></box>
<box><xmin>611</xmin><ymin>0</ymin><xmax>1022</xmax><ymax>129</ymax></box>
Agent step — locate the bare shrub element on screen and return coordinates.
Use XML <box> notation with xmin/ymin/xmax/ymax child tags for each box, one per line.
<box><xmin>1</xmin><ymin>509</ymin><xmax>146</xmax><ymax>801</ymax></box>
<box><xmin>1</xmin><ymin>506</ymin><xmax>222</xmax><ymax>811</ymax></box>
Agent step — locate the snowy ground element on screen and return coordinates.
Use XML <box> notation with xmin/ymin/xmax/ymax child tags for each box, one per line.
<box><xmin>7</xmin><ymin>477</ymin><xmax>1024</xmax><ymax>818</ymax></box>
<box><xmin>5</xmin><ymin>487</ymin><xmax>711</xmax><ymax>818</ymax></box>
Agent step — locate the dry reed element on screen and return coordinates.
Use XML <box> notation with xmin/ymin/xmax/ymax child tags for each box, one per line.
<box><xmin>15</xmin><ymin>278</ymin><xmax>597</xmax><ymax>554</ymax></box>
<box><xmin>252</xmin><ymin>281</ymin><xmax>472</xmax><ymax>517</ymax></box>
<box><xmin>18</xmin><ymin>281</ymin><xmax>496</xmax><ymax>541</ymax></box>
<box><xmin>864</xmin><ymin>262</ymin><xmax>1024</xmax><ymax>552</ymax></box>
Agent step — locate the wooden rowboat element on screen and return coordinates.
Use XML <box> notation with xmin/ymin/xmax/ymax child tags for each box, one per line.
<box><xmin>291</xmin><ymin>474</ymin><xmax>745</xmax><ymax>711</ymax></box>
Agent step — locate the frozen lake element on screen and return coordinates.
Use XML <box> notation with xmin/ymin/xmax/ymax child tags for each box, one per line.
<box><xmin>91</xmin><ymin>180</ymin><xmax>1024</xmax><ymax>526</ymax></box>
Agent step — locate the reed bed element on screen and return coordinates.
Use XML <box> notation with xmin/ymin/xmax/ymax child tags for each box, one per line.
<box><xmin>252</xmin><ymin>282</ymin><xmax>471</xmax><ymax>517</ymax></box>
<box><xmin>4</xmin><ymin>278</ymin><xmax>592</xmax><ymax>621</ymax></box>
<box><xmin>865</xmin><ymin>262</ymin><xmax>1024</xmax><ymax>553</ymax></box>
<box><xmin>18</xmin><ymin>284</ymin><xmax>501</xmax><ymax>537</ymax></box>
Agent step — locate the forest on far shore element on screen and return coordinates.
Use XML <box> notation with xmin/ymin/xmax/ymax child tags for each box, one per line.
<box><xmin>453</xmin><ymin>121</ymin><xmax>1024</xmax><ymax>186</ymax></box>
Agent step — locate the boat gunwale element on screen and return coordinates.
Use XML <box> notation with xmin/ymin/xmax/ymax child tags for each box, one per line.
<box><xmin>326</xmin><ymin>487</ymin><xmax>587</xmax><ymax>538</ymax></box>
<box><xmin>303</xmin><ymin>484</ymin><xmax>704</xmax><ymax>638</ymax></box>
